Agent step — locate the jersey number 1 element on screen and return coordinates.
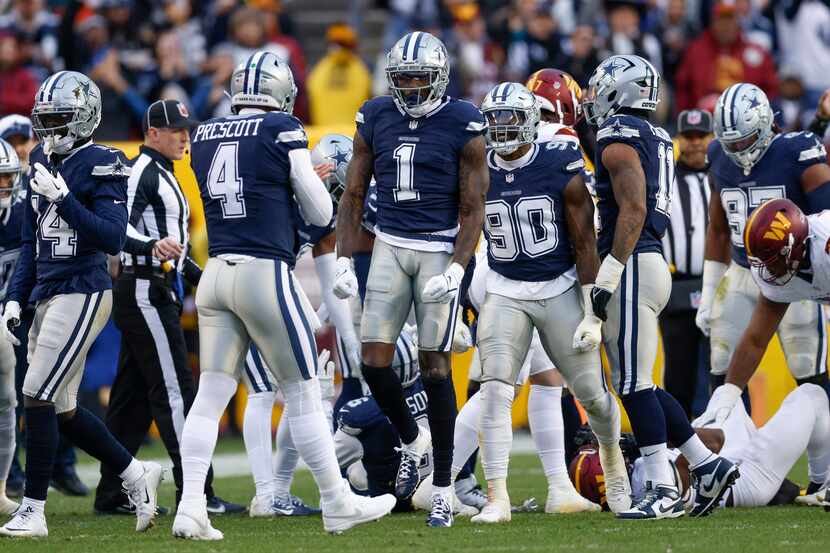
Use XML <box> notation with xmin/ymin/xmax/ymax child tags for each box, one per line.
<box><xmin>207</xmin><ymin>142</ymin><xmax>246</xmax><ymax>219</ymax></box>
<box><xmin>393</xmin><ymin>143</ymin><xmax>419</xmax><ymax>202</ymax></box>
<box><xmin>656</xmin><ymin>142</ymin><xmax>674</xmax><ymax>215</ymax></box>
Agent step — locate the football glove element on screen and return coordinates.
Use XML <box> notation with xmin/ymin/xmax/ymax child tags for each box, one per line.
<box><xmin>2</xmin><ymin>301</ymin><xmax>21</xmax><ymax>346</ymax></box>
<box><xmin>590</xmin><ymin>255</ymin><xmax>625</xmax><ymax>321</ymax></box>
<box><xmin>422</xmin><ymin>262</ymin><xmax>465</xmax><ymax>304</ymax></box>
<box><xmin>32</xmin><ymin>162</ymin><xmax>69</xmax><ymax>203</ymax></box>
<box><xmin>452</xmin><ymin>314</ymin><xmax>473</xmax><ymax>353</ymax></box>
<box><xmin>317</xmin><ymin>348</ymin><xmax>336</xmax><ymax>402</ymax></box>
<box><xmin>332</xmin><ymin>256</ymin><xmax>358</xmax><ymax>299</ymax></box>
<box><xmin>573</xmin><ymin>285</ymin><xmax>603</xmax><ymax>352</ymax></box>
<box><xmin>692</xmin><ymin>383</ymin><xmax>742</xmax><ymax>428</ymax></box>
<box><xmin>695</xmin><ymin>260</ymin><xmax>728</xmax><ymax>337</ymax></box>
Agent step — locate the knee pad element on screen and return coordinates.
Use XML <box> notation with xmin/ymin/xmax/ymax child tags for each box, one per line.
<box><xmin>787</xmin><ymin>351</ymin><xmax>821</xmax><ymax>381</ymax></box>
<box><xmin>190</xmin><ymin>372</ymin><xmax>237</xmax><ymax>419</ymax></box>
<box><xmin>282</xmin><ymin>378</ymin><xmax>323</xmax><ymax>418</ymax></box>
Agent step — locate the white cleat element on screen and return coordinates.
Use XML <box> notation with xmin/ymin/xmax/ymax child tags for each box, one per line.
<box><xmin>249</xmin><ymin>495</ymin><xmax>275</xmax><ymax>518</ymax></box>
<box><xmin>599</xmin><ymin>443</ymin><xmax>632</xmax><ymax>513</ymax></box>
<box><xmin>455</xmin><ymin>475</ymin><xmax>487</xmax><ymax>512</ymax></box>
<box><xmin>470</xmin><ymin>499</ymin><xmax>511</xmax><ymax>524</ymax></box>
<box><xmin>0</xmin><ymin>505</ymin><xmax>48</xmax><ymax>538</ymax></box>
<box><xmin>795</xmin><ymin>487</ymin><xmax>828</xmax><ymax>507</ymax></box>
<box><xmin>0</xmin><ymin>495</ymin><xmax>19</xmax><ymax>516</ymax></box>
<box><xmin>124</xmin><ymin>461</ymin><xmax>163</xmax><ymax>532</ymax></box>
<box><xmin>172</xmin><ymin>497</ymin><xmax>223</xmax><ymax>540</ymax></box>
<box><xmin>322</xmin><ymin>485</ymin><xmax>396</xmax><ymax>534</ymax></box>
<box><xmin>545</xmin><ymin>485</ymin><xmax>602</xmax><ymax>514</ymax></box>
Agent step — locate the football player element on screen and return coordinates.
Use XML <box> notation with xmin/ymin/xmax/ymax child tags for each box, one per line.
<box><xmin>583</xmin><ymin>55</ymin><xmax>738</xmax><ymax>519</ymax></box>
<box><xmin>0</xmin><ymin>138</ymin><xmax>25</xmax><ymax>515</ymax></box>
<box><xmin>333</xmin><ymin>31</ymin><xmax>488</xmax><ymax>527</ymax></box>
<box><xmin>0</xmin><ymin>72</ymin><xmax>163</xmax><ymax>538</ymax></box>
<box><xmin>174</xmin><ymin>52</ymin><xmax>395</xmax><ymax>539</ymax></box>
<box><xmin>696</xmin><ymin>84</ymin><xmax>830</xmax><ymax>413</ymax></box>
<box><xmin>465</xmin><ymin>82</ymin><xmax>627</xmax><ymax>524</ymax></box>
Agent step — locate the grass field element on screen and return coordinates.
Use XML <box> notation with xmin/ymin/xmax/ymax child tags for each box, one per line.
<box><xmin>3</xmin><ymin>437</ymin><xmax>829</xmax><ymax>553</ymax></box>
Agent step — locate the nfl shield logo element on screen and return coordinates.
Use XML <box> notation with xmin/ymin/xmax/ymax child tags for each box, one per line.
<box><xmin>506</xmin><ymin>173</ymin><xmax>514</xmax><ymax>183</ymax></box>
<box><xmin>409</xmin><ymin>120</ymin><xmax>419</xmax><ymax>130</ymax></box>
<box><xmin>178</xmin><ymin>103</ymin><xmax>190</xmax><ymax>118</ymax></box>
<box><xmin>688</xmin><ymin>110</ymin><xmax>702</xmax><ymax>125</ymax></box>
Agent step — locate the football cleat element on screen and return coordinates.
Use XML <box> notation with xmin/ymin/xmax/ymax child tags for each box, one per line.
<box><xmin>795</xmin><ymin>487</ymin><xmax>828</xmax><ymax>507</ymax></box>
<box><xmin>455</xmin><ymin>475</ymin><xmax>487</xmax><ymax>511</ymax></box>
<box><xmin>95</xmin><ymin>501</ymin><xmax>169</xmax><ymax>516</ymax></box>
<box><xmin>689</xmin><ymin>455</ymin><xmax>739</xmax><ymax>517</ymax></box>
<box><xmin>426</xmin><ymin>492</ymin><xmax>454</xmax><ymax>527</ymax></box>
<box><xmin>0</xmin><ymin>505</ymin><xmax>48</xmax><ymax>538</ymax></box>
<box><xmin>322</xmin><ymin>484</ymin><xmax>395</xmax><ymax>534</ymax></box>
<box><xmin>471</xmin><ymin>499</ymin><xmax>511</xmax><ymax>524</ymax></box>
<box><xmin>616</xmin><ymin>482</ymin><xmax>685</xmax><ymax>520</ymax></box>
<box><xmin>545</xmin><ymin>484</ymin><xmax>601</xmax><ymax>514</ymax></box>
<box><xmin>394</xmin><ymin>427</ymin><xmax>431</xmax><ymax>499</ymax></box>
<box><xmin>123</xmin><ymin>461</ymin><xmax>163</xmax><ymax>532</ymax></box>
<box><xmin>172</xmin><ymin>497</ymin><xmax>223</xmax><ymax>540</ymax></box>
<box><xmin>0</xmin><ymin>495</ymin><xmax>19</xmax><ymax>516</ymax></box>
<box><xmin>205</xmin><ymin>496</ymin><xmax>246</xmax><ymax>515</ymax></box>
<box><xmin>599</xmin><ymin>442</ymin><xmax>633</xmax><ymax>513</ymax></box>
<box><xmin>272</xmin><ymin>494</ymin><xmax>321</xmax><ymax>516</ymax></box>
<box><xmin>50</xmin><ymin>470</ymin><xmax>90</xmax><ymax>497</ymax></box>
<box><xmin>249</xmin><ymin>496</ymin><xmax>275</xmax><ymax>518</ymax></box>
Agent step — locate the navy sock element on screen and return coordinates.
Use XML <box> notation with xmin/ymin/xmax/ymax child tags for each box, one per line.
<box><xmin>333</xmin><ymin>377</ymin><xmax>364</xmax><ymax>427</ymax></box>
<box><xmin>353</xmin><ymin>252</ymin><xmax>372</xmax><ymax>304</ymax></box>
<box><xmin>710</xmin><ymin>373</ymin><xmax>752</xmax><ymax>414</ymax></box>
<box><xmin>561</xmin><ymin>390</ymin><xmax>582</xmax><ymax>465</ymax></box>
<box><xmin>421</xmin><ymin>375</ymin><xmax>457</xmax><ymax>488</ymax></box>
<box><xmin>59</xmin><ymin>406</ymin><xmax>132</xmax><ymax>474</ymax></box>
<box><xmin>654</xmin><ymin>387</ymin><xmax>695</xmax><ymax>446</ymax></box>
<box><xmin>24</xmin><ymin>404</ymin><xmax>59</xmax><ymax>501</ymax></box>
<box><xmin>620</xmin><ymin>388</ymin><xmax>667</xmax><ymax>448</ymax></box>
<box><xmin>362</xmin><ymin>363</ymin><xmax>419</xmax><ymax>444</ymax></box>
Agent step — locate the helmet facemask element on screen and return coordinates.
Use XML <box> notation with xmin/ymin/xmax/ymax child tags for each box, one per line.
<box><xmin>386</xmin><ymin>66</ymin><xmax>447</xmax><ymax>117</ymax></box>
<box><xmin>484</xmin><ymin>108</ymin><xmax>535</xmax><ymax>156</ymax></box>
<box><xmin>32</xmin><ymin>110</ymin><xmax>88</xmax><ymax>155</ymax></box>
<box><xmin>721</xmin><ymin>128</ymin><xmax>773</xmax><ymax>174</ymax></box>
<box><xmin>0</xmin><ymin>172</ymin><xmax>20</xmax><ymax>209</ymax></box>
<box><xmin>748</xmin><ymin>232</ymin><xmax>806</xmax><ymax>285</ymax></box>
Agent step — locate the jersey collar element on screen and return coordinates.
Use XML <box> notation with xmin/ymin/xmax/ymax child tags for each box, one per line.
<box><xmin>489</xmin><ymin>144</ymin><xmax>539</xmax><ymax>172</ymax></box>
<box><xmin>394</xmin><ymin>96</ymin><xmax>450</xmax><ymax>120</ymax></box>
<box><xmin>140</xmin><ymin>145</ymin><xmax>174</xmax><ymax>172</ymax></box>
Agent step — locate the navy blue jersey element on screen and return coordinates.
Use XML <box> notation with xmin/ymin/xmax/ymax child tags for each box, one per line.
<box><xmin>0</xmin><ymin>198</ymin><xmax>25</xmax><ymax>302</ymax></box>
<box><xmin>338</xmin><ymin>380</ymin><xmax>427</xmax><ymax>436</ymax></box>
<box><xmin>293</xmin><ymin>207</ymin><xmax>335</xmax><ymax>262</ymax></box>
<box><xmin>361</xmin><ymin>180</ymin><xmax>378</xmax><ymax>235</ymax></box>
<box><xmin>8</xmin><ymin>143</ymin><xmax>129</xmax><ymax>305</ymax></box>
<box><xmin>356</xmin><ymin>96</ymin><xmax>486</xmax><ymax>245</ymax></box>
<box><xmin>484</xmin><ymin>142</ymin><xmax>584</xmax><ymax>282</ymax></box>
<box><xmin>190</xmin><ymin>111</ymin><xmax>308</xmax><ymax>262</ymax></box>
<box><xmin>594</xmin><ymin>115</ymin><xmax>674</xmax><ymax>257</ymax></box>
<box><xmin>708</xmin><ymin>131</ymin><xmax>826</xmax><ymax>268</ymax></box>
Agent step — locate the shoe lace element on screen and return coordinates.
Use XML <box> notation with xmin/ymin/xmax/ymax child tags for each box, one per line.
<box><xmin>123</xmin><ymin>479</ymin><xmax>154</xmax><ymax>515</ymax></box>
<box><xmin>13</xmin><ymin>506</ymin><xmax>34</xmax><ymax>524</ymax></box>
<box><xmin>631</xmin><ymin>487</ymin><xmax>660</xmax><ymax>511</ymax></box>
<box><xmin>431</xmin><ymin>496</ymin><xmax>451</xmax><ymax>518</ymax></box>
<box><xmin>288</xmin><ymin>495</ymin><xmax>307</xmax><ymax>508</ymax></box>
<box><xmin>395</xmin><ymin>447</ymin><xmax>418</xmax><ymax>480</ymax></box>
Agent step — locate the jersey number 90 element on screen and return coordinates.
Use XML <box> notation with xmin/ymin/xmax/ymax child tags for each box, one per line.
<box><xmin>486</xmin><ymin>196</ymin><xmax>559</xmax><ymax>260</ymax></box>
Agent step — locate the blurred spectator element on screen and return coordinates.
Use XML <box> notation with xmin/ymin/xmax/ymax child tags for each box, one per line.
<box><xmin>674</xmin><ymin>1</ymin><xmax>778</xmax><ymax>114</ymax></box>
<box><xmin>307</xmin><ymin>23</ymin><xmax>370</xmax><ymax>125</ymax></box>
<box><xmin>0</xmin><ymin>0</ymin><xmax>59</xmax><ymax>79</ymax></box>
<box><xmin>777</xmin><ymin>66</ymin><xmax>815</xmax><ymax>133</ymax></box>
<box><xmin>0</xmin><ymin>114</ymin><xmax>36</xmax><ymax>171</ymax></box>
<box><xmin>655</xmin><ymin>0</ymin><xmax>699</xmax><ymax>85</ymax></box>
<box><xmin>446</xmin><ymin>2</ymin><xmax>503</xmax><ymax>104</ymax></box>
<box><xmin>773</xmin><ymin>0</ymin><xmax>830</xmax><ymax>108</ymax></box>
<box><xmin>505</xmin><ymin>0</ymin><xmax>563</xmax><ymax>80</ymax></box>
<box><xmin>554</xmin><ymin>24</ymin><xmax>600</xmax><ymax>87</ymax></box>
<box><xmin>0</xmin><ymin>30</ymin><xmax>38</xmax><ymax>118</ymax></box>
<box><xmin>602</xmin><ymin>0</ymin><xmax>661</xmax><ymax>72</ymax></box>
<box><xmin>382</xmin><ymin>0</ymin><xmax>441</xmax><ymax>51</ymax></box>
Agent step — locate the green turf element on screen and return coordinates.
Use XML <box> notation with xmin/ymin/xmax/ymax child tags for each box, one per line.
<box><xmin>3</xmin><ymin>446</ymin><xmax>828</xmax><ymax>552</ymax></box>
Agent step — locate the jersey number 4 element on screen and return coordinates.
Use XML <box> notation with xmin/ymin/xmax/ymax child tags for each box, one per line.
<box><xmin>486</xmin><ymin>196</ymin><xmax>559</xmax><ymax>260</ymax></box>
<box><xmin>39</xmin><ymin>203</ymin><xmax>77</xmax><ymax>258</ymax></box>
<box><xmin>207</xmin><ymin>142</ymin><xmax>246</xmax><ymax>219</ymax></box>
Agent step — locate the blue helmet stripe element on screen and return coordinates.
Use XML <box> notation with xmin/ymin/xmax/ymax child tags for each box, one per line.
<box><xmin>46</xmin><ymin>71</ymin><xmax>68</xmax><ymax>102</ymax></box>
<box><xmin>411</xmin><ymin>31</ymin><xmax>424</xmax><ymax>61</ymax></box>
<box><xmin>252</xmin><ymin>52</ymin><xmax>267</xmax><ymax>95</ymax></box>
<box><xmin>728</xmin><ymin>83</ymin><xmax>744</xmax><ymax>131</ymax></box>
<box><xmin>401</xmin><ymin>33</ymin><xmax>414</xmax><ymax>61</ymax></box>
<box><xmin>243</xmin><ymin>53</ymin><xmax>258</xmax><ymax>95</ymax></box>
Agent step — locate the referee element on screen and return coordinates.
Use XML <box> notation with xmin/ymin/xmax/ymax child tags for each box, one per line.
<box><xmin>660</xmin><ymin>109</ymin><xmax>712</xmax><ymax>419</ymax></box>
<box><xmin>94</xmin><ymin>100</ymin><xmax>243</xmax><ymax>515</ymax></box>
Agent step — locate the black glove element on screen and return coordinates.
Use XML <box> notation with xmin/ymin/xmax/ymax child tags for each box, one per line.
<box><xmin>182</xmin><ymin>256</ymin><xmax>203</xmax><ymax>286</ymax></box>
<box><xmin>590</xmin><ymin>286</ymin><xmax>613</xmax><ymax>321</ymax></box>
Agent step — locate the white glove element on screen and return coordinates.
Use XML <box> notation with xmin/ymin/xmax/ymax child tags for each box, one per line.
<box><xmin>692</xmin><ymin>383</ymin><xmax>742</xmax><ymax>429</ymax></box>
<box><xmin>316</xmin><ymin>348</ymin><xmax>336</xmax><ymax>402</ymax></box>
<box><xmin>573</xmin><ymin>285</ymin><xmax>603</xmax><ymax>352</ymax></box>
<box><xmin>332</xmin><ymin>256</ymin><xmax>358</xmax><ymax>299</ymax></box>
<box><xmin>695</xmin><ymin>260</ymin><xmax>728</xmax><ymax>337</ymax></box>
<box><xmin>32</xmin><ymin>162</ymin><xmax>69</xmax><ymax>202</ymax></box>
<box><xmin>452</xmin><ymin>314</ymin><xmax>473</xmax><ymax>353</ymax></box>
<box><xmin>2</xmin><ymin>301</ymin><xmax>21</xmax><ymax>346</ymax></box>
<box><xmin>422</xmin><ymin>262</ymin><xmax>465</xmax><ymax>304</ymax></box>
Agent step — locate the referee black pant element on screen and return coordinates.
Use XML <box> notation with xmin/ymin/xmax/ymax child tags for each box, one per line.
<box><xmin>659</xmin><ymin>309</ymin><xmax>708</xmax><ymax>420</ymax></box>
<box><xmin>94</xmin><ymin>271</ymin><xmax>215</xmax><ymax>510</ymax></box>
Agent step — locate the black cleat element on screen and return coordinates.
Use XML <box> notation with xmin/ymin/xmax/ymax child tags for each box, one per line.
<box><xmin>51</xmin><ymin>471</ymin><xmax>89</xmax><ymax>497</ymax></box>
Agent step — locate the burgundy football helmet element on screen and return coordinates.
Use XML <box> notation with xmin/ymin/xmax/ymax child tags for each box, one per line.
<box><xmin>744</xmin><ymin>198</ymin><xmax>810</xmax><ymax>285</ymax></box>
<box><xmin>525</xmin><ymin>68</ymin><xmax>583</xmax><ymax>127</ymax></box>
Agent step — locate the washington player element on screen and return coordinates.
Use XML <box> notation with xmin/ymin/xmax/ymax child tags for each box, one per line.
<box><xmin>525</xmin><ymin>68</ymin><xmax>583</xmax><ymax>144</ymax></box>
<box><xmin>173</xmin><ymin>52</ymin><xmax>395</xmax><ymax>539</ymax></box>
<box><xmin>0</xmin><ymin>139</ymin><xmax>25</xmax><ymax>515</ymax></box>
<box><xmin>696</xmin><ymin>84</ymin><xmax>830</xmax><ymax>409</ymax></box>
<box><xmin>0</xmin><ymin>72</ymin><xmax>163</xmax><ymax>538</ymax></box>
<box><xmin>333</xmin><ymin>31</ymin><xmax>488</xmax><ymax>527</ymax></box>
<box><xmin>469</xmin><ymin>82</ymin><xmax>628</xmax><ymax>524</ymax></box>
<box><xmin>583</xmin><ymin>55</ymin><xmax>738</xmax><ymax>519</ymax></box>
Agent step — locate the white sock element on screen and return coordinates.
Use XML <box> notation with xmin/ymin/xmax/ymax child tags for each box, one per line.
<box><xmin>119</xmin><ymin>458</ymin><xmax>144</xmax><ymax>486</ymax></box>
<box><xmin>274</xmin><ymin>412</ymin><xmax>299</xmax><ymax>499</ymax></box>
<box><xmin>479</xmin><ymin>380</ymin><xmax>514</xmax><ymax>482</ymax></box>
<box><xmin>180</xmin><ymin>372</ymin><xmax>237</xmax><ymax>502</ymax></box>
<box><xmin>678</xmin><ymin>435</ymin><xmax>714</xmax><ymax>469</ymax></box>
<box><xmin>0</xmin><ymin>407</ymin><xmax>15</xmax><ymax>485</ymax></box>
<box><xmin>432</xmin><ymin>484</ymin><xmax>452</xmax><ymax>501</ymax></box>
<box><xmin>21</xmin><ymin>497</ymin><xmax>45</xmax><ymax>515</ymax></box>
<box><xmin>451</xmin><ymin>391</ymin><xmax>482</xmax><ymax>481</ymax></box>
<box><xmin>528</xmin><ymin>385</ymin><xmax>569</xmax><ymax>486</ymax></box>
<box><xmin>640</xmin><ymin>444</ymin><xmax>674</xmax><ymax>486</ymax></box>
<box><xmin>243</xmin><ymin>391</ymin><xmax>277</xmax><ymax>500</ymax></box>
<box><xmin>283</xmin><ymin>378</ymin><xmax>343</xmax><ymax>505</ymax></box>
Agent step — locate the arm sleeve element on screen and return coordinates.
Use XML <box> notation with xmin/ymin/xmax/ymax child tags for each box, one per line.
<box><xmin>289</xmin><ymin>148</ymin><xmax>333</xmax><ymax>227</ymax></box>
<box><xmin>314</xmin><ymin>251</ymin><xmax>358</xmax><ymax>345</ymax></box>
<box><xmin>7</xmin><ymin>189</ymin><xmax>37</xmax><ymax>306</ymax></box>
<box><xmin>55</xmin><ymin>179</ymin><xmax>128</xmax><ymax>256</ymax></box>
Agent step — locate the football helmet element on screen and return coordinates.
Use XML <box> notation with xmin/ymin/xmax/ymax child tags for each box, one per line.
<box><xmin>310</xmin><ymin>134</ymin><xmax>352</xmax><ymax>207</ymax></box>
<box><xmin>230</xmin><ymin>51</ymin><xmax>298</xmax><ymax>114</ymax></box>
<box><xmin>0</xmin><ymin>138</ymin><xmax>22</xmax><ymax>209</ymax></box>
<box><xmin>744</xmin><ymin>198</ymin><xmax>809</xmax><ymax>285</ymax></box>
<box><xmin>31</xmin><ymin>71</ymin><xmax>101</xmax><ymax>155</ymax></box>
<box><xmin>525</xmin><ymin>68</ymin><xmax>583</xmax><ymax>126</ymax></box>
<box><xmin>714</xmin><ymin>83</ymin><xmax>774</xmax><ymax>174</ymax></box>
<box><xmin>386</xmin><ymin>31</ymin><xmax>450</xmax><ymax>117</ymax></box>
<box><xmin>583</xmin><ymin>55</ymin><xmax>660</xmax><ymax>127</ymax></box>
<box><xmin>480</xmin><ymin>82</ymin><xmax>540</xmax><ymax>156</ymax></box>
<box><xmin>394</xmin><ymin>329</ymin><xmax>420</xmax><ymax>389</ymax></box>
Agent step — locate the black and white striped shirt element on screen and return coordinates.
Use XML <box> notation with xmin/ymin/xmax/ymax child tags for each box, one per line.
<box><xmin>662</xmin><ymin>163</ymin><xmax>710</xmax><ymax>277</ymax></box>
<box><xmin>123</xmin><ymin>145</ymin><xmax>189</xmax><ymax>269</ymax></box>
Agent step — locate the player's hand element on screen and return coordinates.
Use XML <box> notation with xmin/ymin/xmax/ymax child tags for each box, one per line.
<box><xmin>693</xmin><ymin>384</ymin><xmax>742</xmax><ymax>428</ymax></box>
<box><xmin>695</xmin><ymin>300</ymin><xmax>713</xmax><ymax>337</ymax></box>
<box><xmin>332</xmin><ymin>256</ymin><xmax>358</xmax><ymax>299</ymax></box>
<box><xmin>2</xmin><ymin>301</ymin><xmax>21</xmax><ymax>346</ymax></box>
<box><xmin>422</xmin><ymin>262</ymin><xmax>465</xmax><ymax>303</ymax></box>
<box><xmin>452</xmin><ymin>315</ymin><xmax>473</xmax><ymax>353</ymax></box>
<box><xmin>31</xmin><ymin>163</ymin><xmax>69</xmax><ymax>203</ymax></box>
<box><xmin>573</xmin><ymin>314</ymin><xmax>603</xmax><ymax>352</ymax></box>
<box><xmin>152</xmin><ymin>237</ymin><xmax>184</xmax><ymax>261</ymax></box>
<box><xmin>591</xmin><ymin>255</ymin><xmax>625</xmax><ymax>321</ymax></box>
<box><xmin>314</xmin><ymin>162</ymin><xmax>334</xmax><ymax>181</ymax></box>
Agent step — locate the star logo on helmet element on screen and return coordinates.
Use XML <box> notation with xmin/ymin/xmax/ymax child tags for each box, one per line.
<box><xmin>73</xmin><ymin>80</ymin><xmax>90</xmax><ymax>101</ymax></box>
<box><xmin>602</xmin><ymin>58</ymin><xmax>633</xmax><ymax>77</ymax></box>
<box><xmin>330</xmin><ymin>143</ymin><xmax>350</xmax><ymax>169</ymax></box>
<box><xmin>744</xmin><ymin>94</ymin><xmax>761</xmax><ymax>110</ymax></box>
